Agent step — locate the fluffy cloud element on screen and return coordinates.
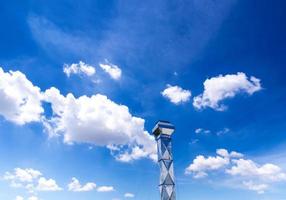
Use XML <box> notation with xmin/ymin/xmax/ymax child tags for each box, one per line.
<box><xmin>63</xmin><ymin>61</ymin><xmax>96</xmax><ymax>77</ymax></box>
<box><xmin>227</xmin><ymin>159</ymin><xmax>286</xmax><ymax>182</ymax></box>
<box><xmin>99</xmin><ymin>61</ymin><xmax>122</xmax><ymax>80</ymax></box>
<box><xmin>43</xmin><ymin>87</ymin><xmax>156</xmax><ymax>162</ymax></box>
<box><xmin>4</xmin><ymin>168</ymin><xmax>42</xmax><ymax>183</ymax></box>
<box><xmin>3</xmin><ymin>168</ymin><xmax>61</xmax><ymax>195</ymax></box>
<box><xmin>161</xmin><ymin>85</ymin><xmax>191</xmax><ymax>104</ymax></box>
<box><xmin>68</xmin><ymin>177</ymin><xmax>96</xmax><ymax>192</ymax></box>
<box><xmin>124</xmin><ymin>193</ymin><xmax>135</xmax><ymax>198</ymax></box>
<box><xmin>185</xmin><ymin>149</ymin><xmax>235</xmax><ymax>178</ymax></box>
<box><xmin>36</xmin><ymin>177</ymin><xmax>62</xmax><ymax>191</ymax></box>
<box><xmin>97</xmin><ymin>186</ymin><xmax>115</xmax><ymax>192</ymax></box>
<box><xmin>186</xmin><ymin>149</ymin><xmax>286</xmax><ymax>194</ymax></box>
<box><xmin>0</xmin><ymin>67</ymin><xmax>155</xmax><ymax>163</ymax></box>
<box><xmin>193</xmin><ymin>72</ymin><xmax>262</xmax><ymax>111</ymax></box>
<box><xmin>0</xmin><ymin>67</ymin><xmax>43</xmax><ymax>124</ymax></box>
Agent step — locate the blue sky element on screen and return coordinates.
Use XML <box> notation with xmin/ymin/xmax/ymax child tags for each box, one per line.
<box><xmin>0</xmin><ymin>0</ymin><xmax>286</xmax><ymax>199</ymax></box>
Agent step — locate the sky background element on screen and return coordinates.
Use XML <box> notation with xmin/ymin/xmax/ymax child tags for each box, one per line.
<box><xmin>0</xmin><ymin>0</ymin><xmax>286</xmax><ymax>200</ymax></box>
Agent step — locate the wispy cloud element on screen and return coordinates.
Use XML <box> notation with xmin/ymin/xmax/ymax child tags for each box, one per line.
<box><xmin>99</xmin><ymin>60</ymin><xmax>122</xmax><ymax>80</ymax></box>
<box><xmin>63</xmin><ymin>61</ymin><xmax>96</xmax><ymax>77</ymax></box>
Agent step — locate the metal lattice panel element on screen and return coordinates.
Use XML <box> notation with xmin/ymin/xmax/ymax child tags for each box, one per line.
<box><xmin>153</xmin><ymin>120</ymin><xmax>176</xmax><ymax>200</ymax></box>
<box><xmin>156</xmin><ymin>134</ymin><xmax>175</xmax><ymax>200</ymax></box>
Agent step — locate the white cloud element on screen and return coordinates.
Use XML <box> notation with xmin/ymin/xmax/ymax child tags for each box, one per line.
<box><xmin>0</xmin><ymin>67</ymin><xmax>43</xmax><ymax>125</ymax></box>
<box><xmin>243</xmin><ymin>181</ymin><xmax>268</xmax><ymax>194</ymax></box>
<box><xmin>0</xmin><ymin>67</ymin><xmax>155</xmax><ymax>163</ymax></box>
<box><xmin>186</xmin><ymin>149</ymin><xmax>286</xmax><ymax>194</ymax></box>
<box><xmin>124</xmin><ymin>193</ymin><xmax>135</xmax><ymax>198</ymax></box>
<box><xmin>43</xmin><ymin>87</ymin><xmax>156</xmax><ymax>162</ymax></box>
<box><xmin>185</xmin><ymin>149</ymin><xmax>243</xmax><ymax>178</ymax></box>
<box><xmin>68</xmin><ymin>177</ymin><xmax>96</xmax><ymax>192</ymax></box>
<box><xmin>227</xmin><ymin>159</ymin><xmax>286</xmax><ymax>182</ymax></box>
<box><xmin>3</xmin><ymin>168</ymin><xmax>61</xmax><ymax>196</ymax></box>
<box><xmin>28</xmin><ymin>196</ymin><xmax>39</xmax><ymax>200</ymax></box>
<box><xmin>15</xmin><ymin>196</ymin><xmax>24</xmax><ymax>200</ymax></box>
<box><xmin>36</xmin><ymin>177</ymin><xmax>62</xmax><ymax>191</ymax></box>
<box><xmin>217</xmin><ymin>149</ymin><xmax>243</xmax><ymax>159</ymax></box>
<box><xmin>193</xmin><ymin>72</ymin><xmax>262</xmax><ymax>111</ymax></box>
<box><xmin>4</xmin><ymin>168</ymin><xmax>42</xmax><ymax>183</ymax></box>
<box><xmin>97</xmin><ymin>186</ymin><xmax>115</xmax><ymax>192</ymax></box>
<box><xmin>63</xmin><ymin>61</ymin><xmax>96</xmax><ymax>77</ymax></box>
<box><xmin>185</xmin><ymin>155</ymin><xmax>229</xmax><ymax>178</ymax></box>
<box><xmin>99</xmin><ymin>61</ymin><xmax>122</xmax><ymax>80</ymax></box>
<box><xmin>216</xmin><ymin>128</ymin><xmax>230</xmax><ymax>136</ymax></box>
<box><xmin>195</xmin><ymin>128</ymin><xmax>210</xmax><ymax>134</ymax></box>
<box><xmin>161</xmin><ymin>85</ymin><xmax>191</xmax><ymax>104</ymax></box>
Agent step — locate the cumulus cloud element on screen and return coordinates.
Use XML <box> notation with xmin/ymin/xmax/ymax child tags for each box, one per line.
<box><xmin>185</xmin><ymin>149</ymin><xmax>234</xmax><ymax>178</ymax></box>
<box><xmin>227</xmin><ymin>159</ymin><xmax>286</xmax><ymax>182</ymax></box>
<box><xmin>0</xmin><ymin>67</ymin><xmax>155</xmax><ymax>163</ymax></box>
<box><xmin>161</xmin><ymin>84</ymin><xmax>191</xmax><ymax>104</ymax></box>
<box><xmin>186</xmin><ymin>149</ymin><xmax>286</xmax><ymax>194</ymax></box>
<box><xmin>97</xmin><ymin>186</ymin><xmax>115</xmax><ymax>192</ymax></box>
<box><xmin>63</xmin><ymin>61</ymin><xmax>96</xmax><ymax>77</ymax></box>
<box><xmin>3</xmin><ymin>168</ymin><xmax>61</xmax><ymax>195</ymax></box>
<box><xmin>0</xmin><ymin>67</ymin><xmax>43</xmax><ymax>125</ymax></box>
<box><xmin>124</xmin><ymin>193</ymin><xmax>135</xmax><ymax>198</ymax></box>
<box><xmin>99</xmin><ymin>61</ymin><xmax>122</xmax><ymax>80</ymax></box>
<box><xmin>43</xmin><ymin>87</ymin><xmax>156</xmax><ymax>162</ymax></box>
<box><xmin>4</xmin><ymin>168</ymin><xmax>42</xmax><ymax>183</ymax></box>
<box><xmin>36</xmin><ymin>177</ymin><xmax>62</xmax><ymax>191</ymax></box>
<box><xmin>193</xmin><ymin>72</ymin><xmax>262</xmax><ymax>111</ymax></box>
<box><xmin>68</xmin><ymin>177</ymin><xmax>96</xmax><ymax>192</ymax></box>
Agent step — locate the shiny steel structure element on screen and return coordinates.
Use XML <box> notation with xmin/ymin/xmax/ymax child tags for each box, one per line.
<box><xmin>152</xmin><ymin>120</ymin><xmax>176</xmax><ymax>200</ymax></box>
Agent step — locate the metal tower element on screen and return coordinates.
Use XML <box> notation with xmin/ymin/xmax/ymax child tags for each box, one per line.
<box><xmin>152</xmin><ymin>120</ymin><xmax>176</xmax><ymax>200</ymax></box>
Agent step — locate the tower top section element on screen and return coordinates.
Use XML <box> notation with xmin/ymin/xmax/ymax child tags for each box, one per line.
<box><xmin>152</xmin><ymin>120</ymin><xmax>175</xmax><ymax>137</ymax></box>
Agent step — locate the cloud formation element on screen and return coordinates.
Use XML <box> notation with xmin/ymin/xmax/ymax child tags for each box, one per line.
<box><xmin>97</xmin><ymin>186</ymin><xmax>115</xmax><ymax>192</ymax></box>
<box><xmin>195</xmin><ymin>128</ymin><xmax>210</xmax><ymax>134</ymax></box>
<box><xmin>243</xmin><ymin>181</ymin><xmax>268</xmax><ymax>194</ymax></box>
<box><xmin>3</xmin><ymin>168</ymin><xmax>61</xmax><ymax>194</ymax></box>
<box><xmin>185</xmin><ymin>149</ymin><xmax>241</xmax><ymax>178</ymax></box>
<box><xmin>227</xmin><ymin>159</ymin><xmax>286</xmax><ymax>182</ymax></box>
<box><xmin>63</xmin><ymin>61</ymin><xmax>96</xmax><ymax>77</ymax></box>
<box><xmin>124</xmin><ymin>192</ymin><xmax>135</xmax><ymax>198</ymax></box>
<box><xmin>185</xmin><ymin>149</ymin><xmax>286</xmax><ymax>194</ymax></box>
<box><xmin>161</xmin><ymin>85</ymin><xmax>191</xmax><ymax>104</ymax></box>
<box><xmin>15</xmin><ymin>196</ymin><xmax>24</xmax><ymax>200</ymax></box>
<box><xmin>36</xmin><ymin>177</ymin><xmax>62</xmax><ymax>191</ymax></box>
<box><xmin>68</xmin><ymin>177</ymin><xmax>96</xmax><ymax>192</ymax></box>
<box><xmin>43</xmin><ymin>87</ymin><xmax>156</xmax><ymax>162</ymax></box>
<box><xmin>0</xmin><ymin>67</ymin><xmax>156</xmax><ymax>162</ymax></box>
<box><xmin>0</xmin><ymin>67</ymin><xmax>43</xmax><ymax>124</ymax></box>
<box><xmin>193</xmin><ymin>72</ymin><xmax>262</xmax><ymax>111</ymax></box>
<box><xmin>99</xmin><ymin>61</ymin><xmax>122</xmax><ymax>80</ymax></box>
